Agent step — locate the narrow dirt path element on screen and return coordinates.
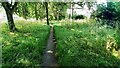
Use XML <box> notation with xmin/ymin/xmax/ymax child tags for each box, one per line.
<box><xmin>42</xmin><ymin>25</ymin><xmax>58</xmax><ymax>68</ymax></box>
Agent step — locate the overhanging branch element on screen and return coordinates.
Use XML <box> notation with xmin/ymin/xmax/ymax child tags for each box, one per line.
<box><xmin>11</xmin><ymin>2</ymin><xmax>18</xmax><ymax>12</ymax></box>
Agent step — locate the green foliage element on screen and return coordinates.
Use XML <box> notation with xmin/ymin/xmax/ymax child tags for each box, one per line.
<box><xmin>115</xmin><ymin>23</ymin><xmax>120</xmax><ymax>50</ymax></box>
<box><xmin>115</xmin><ymin>2</ymin><xmax>120</xmax><ymax>20</ymax></box>
<box><xmin>54</xmin><ymin>21</ymin><xmax>120</xmax><ymax>66</ymax></box>
<box><xmin>1</xmin><ymin>20</ymin><xmax>50</xmax><ymax>67</ymax></box>
<box><xmin>49</xmin><ymin>2</ymin><xmax>68</xmax><ymax>20</ymax></box>
<box><xmin>115</xmin><ymin>33</ymin><xmax>120</xmax><ymax>50</ymax></box>
<box><xmin>91</xmin><ymin>3</ymin><xmax>115</xmax><ymax>20</ymax></box>
<box><xmin>91</xmin><ymin>2</ymin><xmax>120</xmax><ymax>27</ymax></box>
<box><xmin>91</xmin><ymin>2</ymin><xmax>120</xmax><ymax>49</ymax></box>
<box><xmin>16</xmin><ymin>2</ymin><xmax>46</xmax><ymax>20</ymax></box>
<box><xmin>15</xmin><ymin>2</ymin><xmax>68</xmax><ymax>20</ymax></box>
<box><xmin>16</xmin><ymin>3</ymin><xmax>29</xmax><ymax>19</ymax></box>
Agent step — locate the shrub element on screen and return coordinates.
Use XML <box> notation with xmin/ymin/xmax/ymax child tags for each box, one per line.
<box><xmin>91</xmin><ymin>2</ymin><xmax>120</xmax><ymax>28</ymax></box>
<box><xmin>72</xmin><ymin>14</ymin><xmax>86</xmax><ymax>20</ymax></box>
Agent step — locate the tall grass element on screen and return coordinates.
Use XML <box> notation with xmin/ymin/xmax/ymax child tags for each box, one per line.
<box><xmin>54</xmin><ymin>21</ymin><xmax>120</xmax><ymax>66</ymax></box>
<box><xmin>1</xmin><ymin>20</ymin><xmax>50</xmax><ymax>67</ymax></box>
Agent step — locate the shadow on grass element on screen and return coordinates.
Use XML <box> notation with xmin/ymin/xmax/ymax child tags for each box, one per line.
<box><xmin>2</xmin><ymin>23</ymin><xmax>50</xmax><ymax>67</ymax></box>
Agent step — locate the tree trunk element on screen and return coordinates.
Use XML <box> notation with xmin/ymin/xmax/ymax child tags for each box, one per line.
<box><xmin>22</xmin><ymin>3</ymin><xmax>27</xmax><ymax>19</ymax></box>
<box><xmin>2</xmin><ymin>2</ymin><xmax>18</xmax><ymax>32</ymax></box>
<box><xmin>35</xmin><ymin>3</ymin><xmax>38</xmax><ymax>20</ymax></box>
<box><xmin>57</xmin><ymin>12</ymin><xmax>59</xmax><ymax>21</ymax></box>
<box><xmin>71</xmin><ymin>2</ymin><xmax>74</xmax><ymax>20</ymax></box>
<box><xmin>45</xmin><ymin>2</ymin><xmax>49</xmax><ymax>25</ymax></box>
<box><xmin>5</xmin><ymin>10</ymin><xmax>17</xmax><ymax>32</ymax></box>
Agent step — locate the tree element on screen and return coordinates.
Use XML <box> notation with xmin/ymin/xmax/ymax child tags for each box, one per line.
<box><xmin>49</xmin><ymin>2</ymin><xmax>68</xmax><ymax>20</ymax></box>
<box><xmin>2</xmin><ymin>1</ymin><xmax>18</xmax><ymax>32</ymax></box>
<box><xmin>45</xmin><ymin>2</ymin><xmax>49</xmax><ymax>25</ymax></box>
<box><xmin>91</xmin><ymin>2</ymin><xmax>118</xmax><ymax>27</ymax></box>
<box><xmin>34</xmin><ymin>2</ymin><xmax>38</xmax><ymax>20</ymax></box>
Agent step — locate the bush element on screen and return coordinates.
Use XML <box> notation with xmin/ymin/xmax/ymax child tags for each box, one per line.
<box><xmin>91</xmin><ymin>2</ymin><xmax>120</xmax><ymax>28</ymax></box>
<box><xmin>72</xmin><ymin>15</ymin><xmax>86</xmax><ymax>20</ymax></box>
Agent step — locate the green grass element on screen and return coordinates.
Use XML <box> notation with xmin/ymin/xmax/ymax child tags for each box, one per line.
<box><xmin>1</xmin><ymin>20</ymin><xmax>50</xmax><ymax>67</ymax></box>
<box><xmin>54</xmin><ymin>22</ymin><xmax>120</xmax><ymax>66</ymax></box>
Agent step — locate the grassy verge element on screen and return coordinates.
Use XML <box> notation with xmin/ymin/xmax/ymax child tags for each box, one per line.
<box><xmin>54</xmin><ymin>22</ymin><xmax>120</xmax><ymax>66</ymax></box>
<box><xmin>1</xmin><ymin>20</ymin><xmax>50</xmax><ymax>67</ymax></box>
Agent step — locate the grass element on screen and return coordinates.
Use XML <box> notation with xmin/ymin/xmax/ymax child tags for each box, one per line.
<box><xmin>54</xmin><ymin>21</ymin><xmax>120</xmax><ymax>66</ymax></box>
<box><xmin>1</xmin><ymin>19</ymin><xmax>120</xmax><ymax>67</ymax></box>
<box><xmin>1</xmin><ymin>20</ymin><xmax>50</xmax><ymax>67</ymax></box>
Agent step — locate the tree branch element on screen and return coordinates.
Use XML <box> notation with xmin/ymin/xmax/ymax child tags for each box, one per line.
<box><xmin>11</xmin><ymin>2</ymin><xmax>18</xmax><ymax>12</ymax></box>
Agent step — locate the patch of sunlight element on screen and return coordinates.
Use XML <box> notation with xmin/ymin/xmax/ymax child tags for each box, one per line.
<box><xmin>64</xmin><ymin>40</ymin><xmax>68</xmax><ymax>44</ymax></box>
<box><xmin>71</xmin><ymin>29</ymin><xmax>75</xmax><ymax>31</ymax></box>
<box><xmin>16</xmin><ymin>58</ymin><xmax>31</xmax><ymax>65</ymax></box>
<box><xmin>24</xmin><ymin>33</ymin><xmax>31</xmax><ymax>37</ymax></box>
<box><xmin>6</xmin><ymin>42</ymin><xmax>12</xmax><ymax>45</ymax></box>
<box><xmin>79</xmin><ymin>30</ymin><xmax>82</xmax><ymax>32</ymax></box>
<box><xmin>28</xmin><ymin>36</ymin><xmax>33</xmax><ymax>39</ymax></box>
<box><xmin>95</xmin><ymin>38</ymin><xmax>98</xmax><ymax>40</ymax></box>
<box><xmin>89</xmin><ymin>51</ymin><xmax>99</xmax><ymax>57</ymax></box>
<box><xmin>22</xmin><ymin>40</ymin><xmax>26</xmax><ymax>43</ymax></box>
<box><xmin>71</xmin><ymin>29</ymin><xmax>81</xmax><ymax>33</ymax></box>
<box><xmin>17</xmin><ymin>26</ymin><xmax>22</xmax><ymax>29</ymax></box>
<box><xmin>70</xmin><ymin>36</ymin><xmax>73</xmax><ymax>38</ymax></box>
<box><xmin>47</xmin><ymin>50</ymin><xmax>53</xmax><ymax>53</ymax></box>
<box><xmin>87</xmin><ymin>42</ymin><xmax>92</xmax><ymax>47</ymax></box>
<box><xmin>56</xmin><ymin>23</ymin><xmax>62</xmax><ymax>26</ymax></box>
<box><xmin>0</xmin><ymin>37</ymin><xmax>2</xmax><ymax>41</ymax></box>
<box><xmin>9</xmin><ymin>32</ymin><xmax>14</xmax><ymax>35</ymax></box>
<box><xmin>68</xmin><ymin>49</ymin><xmax>72</xmax><ymax>54</ymax></box>
<box><xmin>106</xmin><ymin>37</ymin><xmax>120</xmax><ymax>59</ymax></box>
<box><xmin>35</xmin><ymin>38</ymin><xmax>38</xmax><ymax>41</ymax></box>
<box><xmin>16</xmin><ymin>40</ymin><xmax>20</xmax><ymax>42</ymax></box>
<box><xmin>84</xmin><ymin>37</ymin><xmax>88</xmax><ymax>40</ymax></box>
<box><xmin>107</xmin><ymin>35</ymin><xmax>112</xmax><ymax>38</ymax></box>
<box><xmin>12</xmin><ymin>33</ymin><xmax>19</xmax><ymax>37</ymax></box>
<box><xmin>112</xmin><ymin>49</ymin><xmax>120</xmax><ymax>59</ymax></box>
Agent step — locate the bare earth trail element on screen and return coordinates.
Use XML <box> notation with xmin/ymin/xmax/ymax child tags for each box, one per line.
<box><xmin>42</xmin><ymin>25</ymin><xmax>58</xmax><ymax>68</ymax></box>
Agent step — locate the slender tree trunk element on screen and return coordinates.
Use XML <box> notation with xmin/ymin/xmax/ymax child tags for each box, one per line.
<box><xmin>35</xmin><ymin>3</ymin><xmax>38</xmax><ymax>20</ymax></box>
<box><xmin>57</xmin><ymin>12</ymin><xmax>59</xmax><ymax>21</ymax></box>
<box><xmin>72</xmin><ymin>5</ymin><xmax>73</xmax><ymax>19</ymax></box>
<box><xmin>22</xmin><ymin>3</ymin><xmax>27</xmax><ymax>19</ymax></box>
<box><xmin>54</xmin><ymin>12</ymin><xmax>57</xmax><ymax>20</ymax></box>
<box><xmin>71</xmin><ymin>2</ymin><xmax>74</xmax><ymax>20</ymax></box>
<box><xmin>45</xmin><ymin>2</ymin><xmax>49</xmax><ymax>25</ymax></box>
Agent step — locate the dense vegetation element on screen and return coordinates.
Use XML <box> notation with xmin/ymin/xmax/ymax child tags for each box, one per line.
<box><xmin>55</xmin><ymin>20</ymin><xmax>120</xmax><ymax>66</ymax></box>
<box><xmin>91</xmin><ymin>2</ymin><xmax>120</xmax><ymax>28</ymax></box>
<box><xmin>1</xmin><ymin>20</ymin><xmax>50</xmax><ymax>67</ymax></box>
